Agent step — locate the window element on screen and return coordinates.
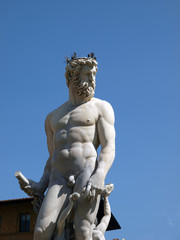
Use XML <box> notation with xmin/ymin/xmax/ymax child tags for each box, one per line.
<box><xmin>19</xmin><ymin>214</ymin><xmax>30</xmax><ymax>232</ymax></box>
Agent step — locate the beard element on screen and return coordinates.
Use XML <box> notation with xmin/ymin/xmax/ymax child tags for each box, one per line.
<box><xmin>72</xmin><ymin>80</ymin><xmax>95</xmax><ymax>99</ymax></box>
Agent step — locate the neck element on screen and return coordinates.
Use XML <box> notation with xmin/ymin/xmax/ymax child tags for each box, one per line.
<box><xmin>68</xmin><ymin>85</ymin><xmax>91</xmax><ymax>105</ymax></box>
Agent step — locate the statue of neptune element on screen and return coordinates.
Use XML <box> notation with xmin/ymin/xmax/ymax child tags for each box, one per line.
<box><xmin>16</xmin><ymin>54</ymin><xmax>115</xmax><ymax>240</ymax></box>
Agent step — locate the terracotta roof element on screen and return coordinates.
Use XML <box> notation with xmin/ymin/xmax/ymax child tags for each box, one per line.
<box><xmin>0</xmin><ymin>197</ymin><xmax>33</xmax><ymax>205</ymax></box>
<box><xmin>0</xmin><ymin>197</ymin><xmax>121</xmax><ymax>231</ymax></box>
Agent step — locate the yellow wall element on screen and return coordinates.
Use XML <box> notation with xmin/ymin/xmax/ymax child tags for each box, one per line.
<box><xmin>0</xmin><ymin>199</ymin><xmax>37</xmax><ymax>240</ymax></box>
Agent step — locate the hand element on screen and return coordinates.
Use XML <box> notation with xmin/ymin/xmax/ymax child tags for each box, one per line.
<box><xmin>101</xmin><ymin>183</ymin><xmax>114</xmax><ymax>198</ymax></box>
<box><xmin>69</xmin><ymin>192</ymin><xmax>80</xmax><ymax>203</ymax></box>
<box><xmin>19</xmin><ymin>179</ymin><xmax>44</xmax><ymax>197</ymax></box>
<box><xmin>82</xmin><ymin>175</ymin><xmax>104</xmax><ymax>201</ymax></box>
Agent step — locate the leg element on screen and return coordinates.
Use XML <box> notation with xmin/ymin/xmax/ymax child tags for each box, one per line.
<box><xmin>73</xmin><ymin>171</ymin><xmax>101</xmax><ymax>240</ymax></box>
<box><xmin>56</xmin><ymin>192</ymin><xmax>80</xmax><ymax>239</ymax></box>
<box><xmin>34</xmin><ymin>174</ymin><xmax>72</xmax><ymax>240</ymax></box>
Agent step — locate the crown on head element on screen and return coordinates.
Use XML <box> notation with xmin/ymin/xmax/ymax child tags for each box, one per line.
<box><xmin>65</xmin><ymin>52</ymin><xmax>97</xmax><ymax>64</ymax></box>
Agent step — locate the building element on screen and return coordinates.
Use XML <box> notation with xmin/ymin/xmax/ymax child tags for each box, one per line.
<box><xmin>0</xmin><ymin>197</ymin><xmax>120</xmax><ymax>240</ymax></box>
<box><xmin>0</xmin><ymin>198</ymin><xmax>36</xmax><ymax>240</ymax></box>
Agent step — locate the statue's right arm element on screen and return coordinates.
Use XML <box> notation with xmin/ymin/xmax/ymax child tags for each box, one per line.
<box><xmin>38</xmin><ymin>114</ymin><xmax>53</xmax><ymax>193</ymax></box>
<box><xmin>21</xmin><ymin>114</ymin><xmax>53</xmax><ymax>196</ymax></box>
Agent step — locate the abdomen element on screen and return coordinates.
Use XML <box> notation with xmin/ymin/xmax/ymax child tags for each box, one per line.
<box><xmin>51</xmin><ymin>141</ymin><xmax>97</xmax><ymax>177</ymax></box>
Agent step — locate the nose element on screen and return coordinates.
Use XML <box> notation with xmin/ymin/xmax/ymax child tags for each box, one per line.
<box><xmin>89</xmin><ymin>74</ymin><xmax>95</xmax><ymax>82</ymax></box>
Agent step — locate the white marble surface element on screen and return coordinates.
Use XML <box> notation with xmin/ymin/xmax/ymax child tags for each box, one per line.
<box><xmin>16</xmin><ymin>57</ymin><xmax>115</xmax><ymax>240</ymax></box>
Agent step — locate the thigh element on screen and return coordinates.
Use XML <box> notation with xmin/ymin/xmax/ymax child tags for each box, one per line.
<box><xmin>73</xmin><ymin>170</ymin><xmax>101</xmax><ymax>228</ymax></box>
<box><xmin>34</xmin><ymin>176</ymin><xmax>71</xmax><ymax>239</ymax></box>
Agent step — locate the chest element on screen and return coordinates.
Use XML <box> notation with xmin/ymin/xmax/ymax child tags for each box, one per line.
<box><xmin>51</xmin><ymin>104</ymin><xmax>98</xmax><ymax>132</ymax></box>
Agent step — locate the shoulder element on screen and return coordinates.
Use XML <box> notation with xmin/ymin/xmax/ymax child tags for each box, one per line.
<box><xmin>45</xmin><ymin>101</ymin><xmax>68</xmax><ymax>127</ymax></box>
<box><xmin>45</xmin><ymin>111</ymin><xmax>53</xmax><ymax>132</ymax></box>
<box><xmin>93</xmin><ymin>98</ymin><xmax>115</xmax><ymax>125</ymax></box>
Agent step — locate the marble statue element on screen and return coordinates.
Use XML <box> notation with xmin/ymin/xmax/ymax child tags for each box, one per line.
<box><xmin>16</xmin><ymin>53</ymin><xmax>116</xmax><ymax>240</ymax></box>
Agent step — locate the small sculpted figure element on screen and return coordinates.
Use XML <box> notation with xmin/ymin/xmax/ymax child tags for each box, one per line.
<box><xmin>92</xmin><ymin>184</ymin><xmax>114</xmax><ymax>240</ymax></box>
<box><xmin>16</xmin><ymin>55</ymin><xmax>115</xmax><ymax>240</ymax></box>
<box><xmin>54</xmin><ymin>184</ymin><xmax>114</xmax><ymax>240</ymax></box>
<box><xmin>55</xmin><ymin>192</ymin><xmax>80</xmax><ymax>240</ymax></box>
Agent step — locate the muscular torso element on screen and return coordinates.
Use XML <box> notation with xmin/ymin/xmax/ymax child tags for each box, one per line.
<box><xmin>48</xmin><ymin>98</ymin><xmax>100</xmax><ymax>179</ymax></box>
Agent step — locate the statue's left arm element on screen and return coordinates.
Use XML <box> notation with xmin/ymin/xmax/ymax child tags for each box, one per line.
<box><xmin>84</xmin><ymin>101</ymin><xmax>115</xmax><ymax>199</ymax></box>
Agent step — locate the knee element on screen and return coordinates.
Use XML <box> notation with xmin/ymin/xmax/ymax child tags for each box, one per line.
<box><xmin>34</xmin><ymin>227</ymin><xmax>50</xmax><ymax>240</ymax></box>
<box><xmin>34</xmin><ymin>219</ymin><xmax>56</xmax><ymax>240</ymax></box>
<box><xmin>34</xmin><ymin>227</ymin><xmax>43</xmax><ymax>240</ymax></box>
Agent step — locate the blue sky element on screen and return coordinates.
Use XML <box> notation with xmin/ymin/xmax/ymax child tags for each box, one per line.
<box><xmin>0</xmin><ymin>1</ymin><xmax>179</xmax><ymax>240</ymax></box>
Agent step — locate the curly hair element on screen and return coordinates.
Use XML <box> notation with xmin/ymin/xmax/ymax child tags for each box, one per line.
<box><xmin>65</xmin><ymin>58</ymin><xmax>98</xmax><ymax>87</ymax></box>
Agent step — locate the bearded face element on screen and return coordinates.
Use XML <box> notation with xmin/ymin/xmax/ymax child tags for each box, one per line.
<box><xmin>71</xmin><ymin>65</ymin><xmax>96</xmax><ymax>99</ymax></box>
<box><xmin>72</xmin><ymin>79</ymin><xmax>95</xmax><ymax>98</ymax></box>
